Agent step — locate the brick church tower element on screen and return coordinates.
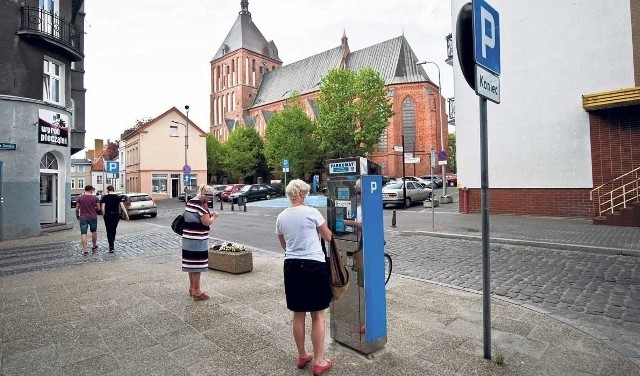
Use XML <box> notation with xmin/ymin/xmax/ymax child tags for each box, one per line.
<box><xmin>209</xmin><ymin>0</ymin><xmax>282</xmax><ymax>140</ymax></box>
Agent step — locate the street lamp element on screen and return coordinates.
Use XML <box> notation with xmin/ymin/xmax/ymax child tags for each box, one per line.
<box><xmin>417</xmin><ymin>61</ymin><xmax>448</xmax><ymax>198</ymax></box>
<box><xmin>171</xmin><ymin>104</ymin><xmax>189</xmax><ymax>191</ymax></box>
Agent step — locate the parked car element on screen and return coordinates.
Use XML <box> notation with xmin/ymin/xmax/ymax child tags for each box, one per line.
<box><xmin>229</xmin><ymin>184</ymin><xmax>276</xmax><ymax>203</ymax></box>
<box><xmin>178</xmin><ymin>188</ymin><xmax>197</xmax><ymax>202</ymax></box>
<box><xmin>446</xmin><ymin>173</ymin><xmax>458</xmax><ymax>187</ymax></box>
<box><xmin>419</xmin><ymin>175</ymin><xmax>444</xmax><ymax>188</ymax></box>
<box><xmin>210</xmin><ymin>184</ymin><xmax>228</xmax><ymax>201</ymax></box>
<box><xmin>382</xmin><ymin>181</ymin><xmax>432</xmax><ymax>208</ymax></box>
<box><xmin>120</xmin><ymin>193</ymin><xmax>157</xmax><ymax>218</ymax></box>
<box><xmin>394</xmin><ymin>176</ymin><xmax>431</xmax><ymax>187</ymax></box>
<box><xmin>70</xmin><ymin>193</ymin><xmax>80</xmax><ymax>208</ymax></box>
<box><xmin>220</xmin><ymin>184</ymin><xmax>246</xmax><ymax>202</ymax></box>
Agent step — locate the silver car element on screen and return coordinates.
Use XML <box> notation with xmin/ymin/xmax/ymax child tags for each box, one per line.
<box><xmin>120</xmin><ymin>193</ymin><xmax>157</xmax><ymax>218</ymax></box>
<box><xmin>382</xmin><ymin>181</ymin><xmax>432</xmax><ymax>208</ymax></box>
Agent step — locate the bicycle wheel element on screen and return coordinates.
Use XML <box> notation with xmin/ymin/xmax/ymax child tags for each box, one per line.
<box><xmin>384</xmin><ymin>253</ymin><xmax>392</xmax><ymax>285</ymax></box>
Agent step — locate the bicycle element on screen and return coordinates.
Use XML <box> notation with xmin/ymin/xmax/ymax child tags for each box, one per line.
<box><xmin>384</xmin><ymin>252</ymin><xmax>392</xmax><ymax>285</ymax></box>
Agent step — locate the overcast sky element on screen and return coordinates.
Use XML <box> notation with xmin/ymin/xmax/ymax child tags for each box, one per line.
<box><xmin>82</xmin><ymin>0</ymin><xmax>454</xmax><ymax>153</ymax></box>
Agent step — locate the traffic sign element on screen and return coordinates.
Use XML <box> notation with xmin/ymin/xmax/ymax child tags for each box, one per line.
<box><xmin>282</xmin><ymin>159</ymin><xmax>289</xmax><ymax>172</ymax></box>
<box><xmin>182</xmin><ymin>164</ymin><xmax>191</xmax><ymax>174</ymax></box>
<box><xmin>393</xmin><ymin>146</ymin><xmax>404</xmax><ymax>152</ymax></box>
<box><xmin>105</xmin><ymin>160</ymin><xmax>119</xmax><ymax>173</ymax></box>
<box><xmin>405</xmin><ymin>157</ymin><xmax>421</xmax><ymax>164</ymax></box>
<box><xmin>475</xmin><ymin>65</ymin><xmax>500</xmax><ymax>104</ymax></box>
<box><xmin>474</xmin><ymin>0</ymin><xmax>500</xmax><ymax>75</ymax></box>
<box><xmin>183</xmin><ymin>173</ymin><xmax>191</xmax><ymax>182</ymax></box>
<box><xmin>438</xmin><ymin>151</ymin><xmax>448</xmax><ymax>161</ymax></box>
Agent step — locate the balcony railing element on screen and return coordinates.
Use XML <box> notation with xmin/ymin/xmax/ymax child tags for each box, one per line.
<box><xmin>447</xmin><ymin>97</ymin><xmax>455</xmax><ymax>123</ymax></box>
<box><xmin>445</xmin><ymin>33</ymin><xmax>453</xmax><ymax>66</ymax></box>
<box><xmin>17</xmin><ymin>6</ymin><xmax>83</xmax><ymax>61</ymax></box>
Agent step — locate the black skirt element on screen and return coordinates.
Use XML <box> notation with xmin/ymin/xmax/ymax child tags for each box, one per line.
<box><xmin>283</xmin><ymin>259</ymin><xmax>332</xmax><ymax>312</ymax></box>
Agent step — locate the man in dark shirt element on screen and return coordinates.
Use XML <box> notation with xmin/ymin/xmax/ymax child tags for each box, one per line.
<box><xmin>100</xmin><ymin>185</ymin><xmax>129</xmax><ymax>253</ymax></box>
<box><xmin>75</xmin><ymin>185</ymin><xmax>100</xmax><ymax>255</ymax></box>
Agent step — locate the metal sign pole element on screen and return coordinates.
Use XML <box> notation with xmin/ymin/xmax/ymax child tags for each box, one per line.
<box><xmin>479</xmin><ymin>96</ymin><xmax>491</xmax><ymax>360</ymax></box>
<box><xmin>430</xmin><ymin>151</ymin><xmax>435</xmax><ymax>229</ymax></box>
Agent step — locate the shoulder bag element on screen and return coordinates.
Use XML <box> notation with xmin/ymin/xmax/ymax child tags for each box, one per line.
<box><xmin>321</xmin><ymin>235</ymin><xmax>350</xmax><ymax>300</ymax></box>
<box><xmin>171</xmin><ymin>214</ymin><xmax>185</xmax><ymax>235</ymax></box>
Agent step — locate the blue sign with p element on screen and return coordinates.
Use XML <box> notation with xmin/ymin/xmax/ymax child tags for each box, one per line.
<box><xmin>474</xmin><ymin>0</ymin><xmax>500</xmax><ymax>75</ymax></box>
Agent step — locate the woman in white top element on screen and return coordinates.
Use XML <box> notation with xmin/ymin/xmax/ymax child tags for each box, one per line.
<box><xmin>275</xmin><ymin>179</ymin><xmax>334</xmax><ymax>376</ymax></box>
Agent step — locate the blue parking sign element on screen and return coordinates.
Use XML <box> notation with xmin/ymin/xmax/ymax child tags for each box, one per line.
<box><xmin>105</xmin><ymin>160</ymin><xmax>119</xmax><ymax>173</ymax></box>
<box><xmin>474</xmin><ymin>0</ymin><xmax>500</xmax><ymax>75</ymax></box>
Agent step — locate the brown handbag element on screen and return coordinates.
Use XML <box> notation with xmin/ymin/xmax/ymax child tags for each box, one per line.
<box><xmin>322</xmin><ymin>235</ymin><xmax>350</xmax><ymax>300</ymax></box>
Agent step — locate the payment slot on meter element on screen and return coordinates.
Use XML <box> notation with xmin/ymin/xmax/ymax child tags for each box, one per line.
<box><xmin>325</xmin><ymin>157</ymin><xmax>387</xmax><ymax>355</ymax></box>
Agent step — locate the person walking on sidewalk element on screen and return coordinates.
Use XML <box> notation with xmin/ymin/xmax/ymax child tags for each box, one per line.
<box><xmin>100</xmin><ymin>185</ymin><xmax>129</xmax><ymax>253</ymax></box>
<box><xmin>182</xmin><ymin>184</ymin><xmax>219</xmax><ymax>301</ymax></box>
<box><xmin>75</xmin><ymin>185</ymin><xmax>100</xmax><ymax>255</ymax></box>
<box><xmin>276</xmin><ymin>179</ymin><xmax>334</xmax><ymax>376</ymax></box>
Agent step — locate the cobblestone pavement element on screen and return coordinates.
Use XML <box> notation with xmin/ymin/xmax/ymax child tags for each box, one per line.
<box><xmin>383</xmin><ymin>231</ymin><xmax>640</xmax><ymax>365</ymax></box>
<box><xmin>1</xmin><ymin>215</ymin><xmax>639</xmax><ymax>367</ymax></box>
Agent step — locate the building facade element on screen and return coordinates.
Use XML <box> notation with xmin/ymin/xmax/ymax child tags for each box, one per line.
<box><xmin>0</xmin><ymin>0</ymin><xmax>86</xmax><ymax>239</ymax></box>
<box><xmin>210</xmin><ymin>1</ymin><xmax>447</xmax><ymax>180</ymax></box>
<box><xmin>70</xmin><ymin>158</ymin><xmax>92</xmax><ymax>195</ymax></box>
<box><xmin>450</xmin><ymin>0</ymin><xmax>640</xmax><ymax>220</ymax></box>
<box><xmin>122</xmin><ymin>107</ymin><xmax>208</xmax><ymax>200</ymax></box>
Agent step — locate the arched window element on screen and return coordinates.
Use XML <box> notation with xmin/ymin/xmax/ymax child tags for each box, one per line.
<box><xmin>40</xmin><ymin>152</ymin><xmax>58</xmax><ymax>169</ymax></box>
<box><xmin>402</xmin><ymin>97</ymin><xmax>416</xmax><ymax>152</ymax></box>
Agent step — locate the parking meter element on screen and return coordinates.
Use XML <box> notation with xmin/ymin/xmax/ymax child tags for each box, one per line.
<box><xmin>325</xmin><ymin>157</ymin><xmax>387</xmax><ymax>354</ymax></box>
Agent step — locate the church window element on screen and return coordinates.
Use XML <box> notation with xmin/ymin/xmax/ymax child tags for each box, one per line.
<box><xmin>402</xmin><ymin>97</ymin><xmax>416</xmax><ymax>152</ymax></box>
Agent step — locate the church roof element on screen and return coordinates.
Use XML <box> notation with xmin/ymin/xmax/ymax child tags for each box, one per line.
<box><xmin>211</xmin><ymin>2</ymin><xmax>280</xmax><ymax>62</ymax></box>
<box><xmin>251</xmin><ymin>35</ymin><xmax>431</xmax><ymax>108</ymax></box>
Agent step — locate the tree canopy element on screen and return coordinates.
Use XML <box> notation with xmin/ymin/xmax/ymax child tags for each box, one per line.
<box><xmin>206</xmin><ymin>134</ymin><xmax>225</xmax><ymax>183</ymax></box>
<box><xmin>263</xmin><ymin>96</ymin><xmax>318</xmax><ymax>179</ymax></box>
<box><xmin>221</xmin><ymin>126</ymin><xmax>266</xmax><ymax>183</ymax></box>
<box><xmin>315</xmin><ymin>67</ymin><xmax>394</xmax><ymax>159</ymax></box>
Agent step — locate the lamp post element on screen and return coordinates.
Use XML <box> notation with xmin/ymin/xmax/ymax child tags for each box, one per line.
<box><xmin>170</xmin><ymin>104</ymin><xmax>189</xmax><ymax>192</ymax></box>
<box><xmin>417</xmin><ymin>61</ymin><xmax>447</xmax><ymax>198</ymax></box>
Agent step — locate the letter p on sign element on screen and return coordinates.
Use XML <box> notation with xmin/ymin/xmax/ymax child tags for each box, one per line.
<box><xmin>480</xmin><ymin>7</ymin><xmax>495</xmax><ymax>58</ymax></box>
<box><xmin>474</xmin><ymin>0</ymin><xmax>500</xmax><ymax>75</ymax></box>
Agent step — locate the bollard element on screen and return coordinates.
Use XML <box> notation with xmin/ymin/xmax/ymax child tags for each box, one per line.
<box><xmin>220</xmin><ymin>199</ymin><xmax>223</xmax><ymax>210</ymax></box>
<box><xmin>231</xmin><ymin>201</ymin><xmax>235</xmax><ymax>211</ymax></box>
<box><xmin>391</xmin><ymin>210</ymin><xmax>397</xmax><ymax>227</ymax></box>
<box><xmin>243</xmin><ymin>198</ymin><xmax>247</xmax><ymax>212</ymax></box>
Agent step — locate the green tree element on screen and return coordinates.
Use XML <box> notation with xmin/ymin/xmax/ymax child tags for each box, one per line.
<box><xmin>206</xmin><ymin>134</ymin><xmax>226</xmax><ymax>183</ymax></box>
<box><xmin>448</xmin><ymin>132</ymin><xmax>456</xmax><ymax>173</ymax></box>
<box><xmin>264</xmin><ymin>96</ymin><xmax>318</xmax><ymax>179</ymax></box>
<box><xmin>315</xmin><ymin>67</ymin><xmax>394</xmax><ymax>159</ymax></box>
<box><xmin>222</xmin><ymin>126</ymin><xmax>266</xmax><ymax>183</ymax></box>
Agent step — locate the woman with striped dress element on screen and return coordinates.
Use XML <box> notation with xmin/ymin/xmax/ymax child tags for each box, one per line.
<box><xmin>182</xmin><ymin>184</ymin><xmax>219</xmax><ymax>301</ymax></box>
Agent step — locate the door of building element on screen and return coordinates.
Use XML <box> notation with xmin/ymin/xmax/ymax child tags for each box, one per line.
<box><xmin>39</xmin><ymin>173</ymin><xmax>57</xmax><ymax>223</ymax></box>
<box><xmin>171</xmin><ymin>174</ymin><xmax>179</xmax><ymax>198</ymax></box>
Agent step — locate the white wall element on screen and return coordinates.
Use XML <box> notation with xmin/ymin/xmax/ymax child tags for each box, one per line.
<box><xmin>451</xmin><ymin>0</ymin><xmax>634</xmax><ymax>188</ymax></box>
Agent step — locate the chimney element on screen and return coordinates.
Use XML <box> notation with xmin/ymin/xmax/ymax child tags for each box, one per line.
<box><xmin>95</xmin><ymin>139</ymin><xmax>104</xmax><ymax>152</ymax></box>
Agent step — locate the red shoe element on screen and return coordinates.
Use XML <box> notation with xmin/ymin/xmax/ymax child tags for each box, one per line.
<box><xmin>296</xmin><ymin>353</ymin><xmax>313</xmax><ymax>369</ymax></box>
<box><xmin>312</xmin><ymin>359</ymin><xmax>332</xmax><ymax>376</ymax></box>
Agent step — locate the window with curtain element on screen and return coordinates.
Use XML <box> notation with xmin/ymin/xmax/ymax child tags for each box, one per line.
<box><xmin>43</xmin><ymin>57</ymin><xmax>63</xmax><ymax>105</ymax></box>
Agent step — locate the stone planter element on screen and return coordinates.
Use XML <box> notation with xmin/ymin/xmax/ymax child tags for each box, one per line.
<box><xmin>208</xmin><ymin>250</ymin><xmax>253</xmax><ymax>274</ymax></box>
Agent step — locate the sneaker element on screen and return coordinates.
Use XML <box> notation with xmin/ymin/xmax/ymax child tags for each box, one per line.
<box><xmin>108</xmin><ymin>249</ymin><xmax>114</xmax><ymax>253</ymax></box>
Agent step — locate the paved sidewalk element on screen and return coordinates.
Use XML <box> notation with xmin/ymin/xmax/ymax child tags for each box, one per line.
<box><xmin>0</xmin><ymin>208</ymin><xmax>639</xmax><ymax>374</ymax></box>
<box><xmin>1</xmin><ymin>248</ymin><xmax>638</xmax><ymax>376</ymax></box>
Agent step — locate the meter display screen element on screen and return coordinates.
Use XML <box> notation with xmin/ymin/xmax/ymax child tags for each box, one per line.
<box><xmin>336</xmin><ymin>187</ymin><xmax>350</xmax><ymax>200</ymax></box>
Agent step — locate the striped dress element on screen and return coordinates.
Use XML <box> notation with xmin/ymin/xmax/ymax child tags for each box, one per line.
<box><xmin>181</xmin><ymin>198</ymin><xmax>210</xmax><ymax>272</ymax></box>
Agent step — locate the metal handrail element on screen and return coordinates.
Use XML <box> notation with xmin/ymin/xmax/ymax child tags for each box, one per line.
<box><xmin>19</xmin><ymin>6</ymin><xmax>81</xmax><ymax>55</ymax></box>
<box><xmin>590</xmin><ymin>167</ymin><xmax>640</xmax><ymax>216</ymax></box>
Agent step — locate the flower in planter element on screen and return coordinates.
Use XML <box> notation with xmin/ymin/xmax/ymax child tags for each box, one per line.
<box><xmin>210</xmin><ymin>242</ymin><xmax>246</xmax><ymax>252</ymax></box>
